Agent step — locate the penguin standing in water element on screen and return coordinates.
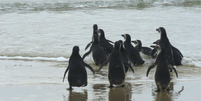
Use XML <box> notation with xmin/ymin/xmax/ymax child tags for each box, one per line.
<box><xmin>156</xmin><ymin>27</ymin><xmax>175</xmax><ymax>70</ymax></box>
<box><xmin>83</xmin><ymin>34</ymin><xmax>107</xmax><ymax>66</ymax></box>
<box><xmin>85</xmin><ymin>24</ymin><xmax>99</xmax><ymax>50</ymax></box>
<box><xmin>98</xmin><ymin>41</ymin><xmax>134</xmax><ymax>87</ymax></box>
<box><xmin>119</xmin><ymin>40</ymin><xmax>131</xmax><ymax>73</ymax></box>
<box><xmin>122</xmin><ymin>34</ymin><xmax>144</xmax><ymax>66</ymax></box>
<box><xmin>132</xmin><ymin>39</ymin><xmax>157</xmax><ymax>58</ymax></box>
<box><xmin>153</xmin><ymin>39</ymin><xmax>183</xmax><ymax>66</ymax></box>
<box><xmin>63</xmin><ymin>46</ymin><xmax>95</xmax><ymax>90</ymax></box>
<box><xmin>98</xmin><ymin>29</ymin><xmax>114</xmax><ymax>56</ymax></box>
<box><xmin>146</xmin><ymin>45</ymin><xmax>178</xmax><ymax>92</ymax></box>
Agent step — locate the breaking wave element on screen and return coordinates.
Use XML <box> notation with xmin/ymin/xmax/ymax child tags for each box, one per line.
<box><xmin>0</xmin><ymin>0</ymin><xmax>200</xmax><ymax>12</ymax></box>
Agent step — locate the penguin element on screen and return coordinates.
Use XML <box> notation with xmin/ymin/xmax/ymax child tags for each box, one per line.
<box><xmin>121</xmin><ymin>34</ymin><xmax>145</xmax><ymax>66</ymax></box>
<box><xmin>132</xmin><ymin>39</ymin><xmax>157</xmax><ymax>58</ymax></box>
<box><xmin>146</xmin><ymin>45</ymin><xmax>178</xmax><ymax>92</ymax></box>
<box><xmin>119</xmin><ymin>40</ymin><xmax>131</xmax><ymax>73</ymax></box>
<box><xmin>153</xmin><ymin>39</ymin><xmax>183</xmax><ymax>66</ymax></box>
<box><xmin>85</xmin><ymin>24</ymin><xmax>98</xmax><ymax>50</ymax></box>
<box><xmin>98</xmin><ymin>29</ymin><xmax>114</xmax><ymax>56</ymax></box>
<box><xmin>83</xmin><ymin>34</ymin><xmax>107</xmax><ymax>66</ymax></box>
<box><xmin>63</xmin><ymin>46</ymin><xmax>95</xmax><ymax>90</ymax></box>
<box><xmin>98</xmin><ymin>41</ymin><xmax>134</xmax><ymax>87</ymax></box>
<box><xmin>156</xmin><ymin>27</ymin><xmax>175</xmax><ymax>69</ymax></box>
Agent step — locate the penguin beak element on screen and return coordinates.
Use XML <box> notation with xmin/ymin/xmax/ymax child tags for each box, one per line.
<box><xmin>121</xmin><ymin>34</ymin><xmax>126</xmax><ymax>39</ymax></box>
<box><xmin>156</xmin><ymin>28</ymin><xmax>161</xmax><ymax>33</ymax></box>
<box><xmin>153</xmin><ymin>39</ymin><xmax>160</xmax><ymax>44</ymax></box>
<box><xmin>150</xmin><ymin>45</ymin><xmax>159</xmax><ymax>49</ymax></box>
<box><xmin>153</xmin><ymin>41</ymin><xmax>157</xmax><ymax>44</ymax></box>
<box><xmin>132</xmin><ymin>40</ymin><xmax>137</xmax><ymax>44</ymax></box>
<box><xmin>156</xmin><ymin>28</ymin><xmax>159</xmax><ymax>31</ymax></box>
<box><xmin>150</xmin><ymin>45</ymin><xmax>156</xmax><ymax>48</ymax></box>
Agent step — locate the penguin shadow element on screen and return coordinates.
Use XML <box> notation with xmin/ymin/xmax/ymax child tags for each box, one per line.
<box><xmin>152</xmin><ymin>82</ymin><xmax>184</xmax><ymax>101</ymax></box>
<box><xmin>63</xmin><ymin>90</ymin><xmax>88</xmax><ymax>101</ymax></box>
<box><xmin>108</xmin><ymin>83</ymin><xmax>132</xmax><ymax>101</ymax></box>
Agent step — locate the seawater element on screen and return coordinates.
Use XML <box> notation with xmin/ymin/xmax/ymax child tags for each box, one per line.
<box><xmin>0</xmin><ymin>0</ymin><xmax>200</xmax><ymax>67</ymax></box>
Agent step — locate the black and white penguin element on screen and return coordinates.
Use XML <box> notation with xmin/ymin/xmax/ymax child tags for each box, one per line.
<box><xmin>122</xmin><ymin>34</ymin><xmax>145</xmax><ymax>66</ymax></box>
<box><xmin>83</xmin><ymin>34</ymin><xmax>107</xmax><ymax>66</ymax></box>
<box><xmin>98</xmin><ymin>29</ymin><xmax>114</xmax><ymax>56</ymax></box>
<box><xmin>146</xmin><ymin>45</ymin><xmax>178</xmax><ymax>92</ymax></box>
<box><xmin>63</xmin><ymin>46</ymin><xmax>95</xmax><ymax>90</ymax></box>
<box><xmin>156</xmin><ymin>27</ymin><xmax>175</xmax><ymax>72</ymax></box>
<box><xmin>153</xmin><ymin>39</ymin><xmax>183</xmax><ymax>66</ymax></box>
<box><xmin>119</xmin><ymin>40</ymin><xmax>131</xmax><ymax>73</ymax></box>
<box><xmin>132</xmin><ymin>39</ymin><xmax>157</xmax><ymax>58</ymax></box>
<box><xmin>85</xmin><ymin>24</ymin><xmax>99</xmax><ymax>50</ymax></box>
<box><xmin>98</xmin><ymin>41</ymin><xmax>134</xmax><ymax>87</ymax></box>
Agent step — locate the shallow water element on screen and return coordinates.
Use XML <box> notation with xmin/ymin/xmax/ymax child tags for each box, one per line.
<box><xmin>0</xmin><ymin>0</ymin><xmax>201</xmax><ymax>101</ymax></box>
<box><xmin>0</xmin><ymin>60</ymin><xmax>200</xmax><ymax>101</ymax></box>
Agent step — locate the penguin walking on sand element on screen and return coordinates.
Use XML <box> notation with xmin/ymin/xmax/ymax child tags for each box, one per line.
<box><xmin>63</xmin><ymin>46</ymin><xmax>95</xmax><ymax>90</ymax></box>
<box><xmin>98</xmin><ymin>29</ymin><xmax>114</xmax><ymax>56</ymax></box>
<box><xmin>132</xmin><ymin>39</ymin><xmax>157</xmax><ymax>58</ymax></box>
<box><xmin>83</xmin><ymin>34</ymin><xmax>107</xmax><ymax>66</ymax></box>
<box><xmin>85</xmin><ymin>24</ymin><xmax>99</xmax><ymax>50</ymax></box>
<box><xmin>98</xmin><ymin>41</ymin><xmax>134</xmax><ymax>87</ymax></box>
<box><xmin>153</xmin><ymin>39</ymin><xmax>183</xmax><ymax>66</ymax></box>
<box><xmin>146</xmin><ymin>45</ymin><xmax>178</xmax><ymax>92</ymax></box>
<box><xmin>122</xmin><ymin>34</ymin><xmax>144</xmax><ymax>66</ymax></box>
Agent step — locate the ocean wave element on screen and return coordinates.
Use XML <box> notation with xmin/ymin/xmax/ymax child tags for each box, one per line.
<box><xmin>0</xmin><ymin>56</ymin><xmax>200</xmax><ymax>68</ymax></box>
<box><xmin>0</xmin><ymin>56</ymin><xmax>69</xmax><ymax>62</ymax></box>
<box><xmin>0</xmin><ymin>0</ymin><xmax>200</xmax><ymax>12</ymax></box>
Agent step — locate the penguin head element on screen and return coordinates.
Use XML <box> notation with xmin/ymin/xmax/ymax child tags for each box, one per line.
<box><xmin>118</xmin><ymin>40</ymin><xmax>124</xmax><ymax>49</ymax></box>
<box><xmin>93</xmin><ymin>24</ymin><xmax>99</xmax><ymax>36</ymax></box>
<box><xmin>156</xmin><ymin>27</ymin><xmax>167</xmax><ymax>39</ymax></box>
<box><xmin>114</xmin><ymin>41</ymin><xmax>121</xmax><ymax>50</ymax></box>
<box><xmin>72</xmin><ymin>46</ymin><xmax>80</xmax><ymax>54</ymax></box>
<box><xmin>121</xmin><ymin>34</ymin><xmax>131</xmax><ymax>42</ymax></box>
<box><xmin>150</xmin><ymin>45</ymin><xmax>161</xmax><ymax>52</ymax></box>
<box><xmin>132</xmin><ymin>40</ymin><xmax>141</xmax><ymax>45</ymax></box>
<box><xmin>93</xmin><ymin>24</ymin><xmax>98</xmax><ymax>31</ymax></box>
<box><xmin>153</xmin><ymin>39</ymin><xmax>160</xmax><ymax>45</ymax></box>
<box><xmin>98</xmin><ymin>29</ymin><xmax>105</xmax><ymax>39</ymax></box>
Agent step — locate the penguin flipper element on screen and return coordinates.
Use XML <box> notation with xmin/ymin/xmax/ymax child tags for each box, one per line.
<box><xmin>83</xmin><ymin>61</ymin><xmax>95</xmax><ymax>74</ymax></box>
<box><xmin>98</xmin><ymin>59</ymin><xmax>108</xmax><ymax>72</ymax></box>
<box><xmin>172</xmin><ymin>66</ymin><xmax>178</xmax><ymax>78</ymax></box>
<box><xmin>63</xmin><ymin>66</ymin><xmax>69</xmax><ymax>82</ymax></box>
<box><xmin>172</xmin><ymin>46</ymin><xmax>183</xmax><ymax>58</ymax></box>
<box><xmin>83</xmin><ymin>48</ymin><xmax>92</xmax><ymax>59</ymax></box>
<box><xmin>85</xmin><ymin>41</ymin><xmax>92</xmax><ymax>50</ymax></box>
<box><xmin>146</xmin><ymin>63</ymin><xmax>156</xmax><ymax>77</ymax></box>
<box><xmin>124</xmin><ymin>61</ymin><xmax>134</xmax><ymax>73</ymax></box>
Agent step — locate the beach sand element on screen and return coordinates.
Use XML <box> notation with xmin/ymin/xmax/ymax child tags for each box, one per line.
<box><xmin>0</xmin><ymin>59</ymin><xmax>200</xmax><ymax>101</ymax></box>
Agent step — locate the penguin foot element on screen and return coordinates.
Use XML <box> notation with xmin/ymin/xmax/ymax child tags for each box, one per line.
<box><xmin>67</xmin><ymin>86</ymin><xmax>73</xmax><ymax>90</ymax></box>
<box><xmin>120</xmin><ymin>84</ymin><xmax>125</xmax><ymax>87</ymax></box>
<box><xmin>109</xmin><ymin>84</ymin><xmax>114</xmax><ymax>88</ymax></box>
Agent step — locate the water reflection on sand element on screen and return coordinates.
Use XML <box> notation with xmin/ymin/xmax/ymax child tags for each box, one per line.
<box><xmin>152</xmin><ymin>82</ymin><xmax>184</xmax><ymax>101</ymax></box>
<box><xmin>61</xmin><ymin>64</ymin><xmax>198</xmax><ymax>101</ymax></box>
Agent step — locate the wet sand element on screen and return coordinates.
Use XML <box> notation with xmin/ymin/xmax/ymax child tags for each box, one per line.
<box><xmin>0</xmin><ymin>60</ymin><xmax>200</xmax><ymax>101</ymax></box>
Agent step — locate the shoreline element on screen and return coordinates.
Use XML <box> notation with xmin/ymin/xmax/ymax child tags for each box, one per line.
<box><xmin>0</xmin><ymin>60</ymin><xmax>200</xmax><ymax>101</ymax></box>
<box><xmin>0</xmin><ymin>80</ymin><xmax>200</xmax><ymax>101</ymax></box>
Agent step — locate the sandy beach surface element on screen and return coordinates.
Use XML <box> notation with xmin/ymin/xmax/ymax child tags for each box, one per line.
<box><xmin>0</xmin><ymin>59</ymin><xmax>200</xmax><ymax>101</ymax></box>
